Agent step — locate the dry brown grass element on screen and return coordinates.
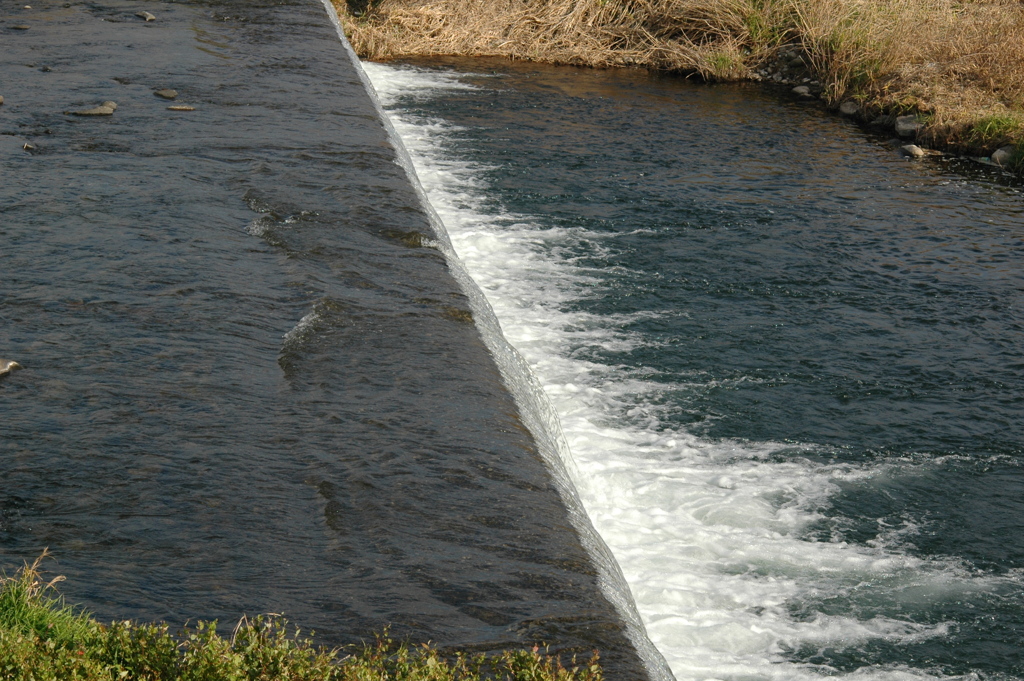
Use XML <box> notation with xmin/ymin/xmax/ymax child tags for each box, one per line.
<box><xmin>338</xmin><ymin>0</ymin><xmax>1024</xmax><ymax>161</ymax></box>
<box><xmin>795</xmin><ymin>0</ymin><xmax>1024</xmax><ymax>155</ymax></box>
<box><xmin>340</xmin><ymin>0</ymin><xmax>795</xmax><ymax>79</ymax></box>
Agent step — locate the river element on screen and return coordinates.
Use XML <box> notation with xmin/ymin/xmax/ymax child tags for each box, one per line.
<box><xmin>3</xmin><ymin>0</ymin><xmax>1023</xmax><ymax>678</ymax></box>
<box><xmin>0</xmin><ymin>2</ymin><xmax>648</xmax><ymax>678</ymax></box>
<box><xmin>363</xmin><ymin>56</ymin><xmax>1024</xmax><ymax>680</ymax></box>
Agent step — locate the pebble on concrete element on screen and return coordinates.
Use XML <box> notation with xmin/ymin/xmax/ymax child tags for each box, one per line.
<box><xmin>68</xmin><ymin>101</ymin><xmax>117</xmax><ymax>116</ymax></box>
<box><xmin>0</xmin><ymin>359</ymin><xmax>22</xmax><ymax>377</ymax></box>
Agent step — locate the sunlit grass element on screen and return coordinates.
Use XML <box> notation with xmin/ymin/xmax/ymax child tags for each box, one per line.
<box><xmin>338</xmin><ymin>0</ymin><xmax>1024</xmax><ymax>159</ymax></box>
<box><xmin>0</xmin><ymin>553</ymin><xmax>604</xmax><ymax>681</ymax></box>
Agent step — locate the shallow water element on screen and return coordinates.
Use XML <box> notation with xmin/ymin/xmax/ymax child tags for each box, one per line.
<box><xmin>363</xmin><ymin>56</ymin><xmax>1024</xmax><ymax>681</ymax></box>
<box><xmin>0</xmin><ymin>3</ymin><xmax>648</xmax><ymax>676</ymax></box>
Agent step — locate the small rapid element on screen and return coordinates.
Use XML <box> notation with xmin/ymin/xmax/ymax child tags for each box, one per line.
<box><xmin>322</xmin><ymin>15</ymin><xmax>673</xmax><ymax>676</ymax></box>
<box><xmin>359</xmin><ymin>60</ymin><xmax>1024</xmax><ymax>681</ymax></box>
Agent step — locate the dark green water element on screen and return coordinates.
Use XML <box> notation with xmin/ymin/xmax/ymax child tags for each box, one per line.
<box><xmin>366</xmin><ymin>57</ymin><xmax>1024</xmax><ymax>681</ymax></box>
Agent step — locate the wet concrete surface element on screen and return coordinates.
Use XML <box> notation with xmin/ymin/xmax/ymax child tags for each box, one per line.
<box><xmin>0</xmin><ymin>0</ymin><xmax>651</xmax><ymax>677</ymax></box>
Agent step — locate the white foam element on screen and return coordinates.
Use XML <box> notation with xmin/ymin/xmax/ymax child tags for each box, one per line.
<box><xmin>283</xmin><ymin>308</ymin><xmax>319</xmax><ymax>345</ymax></box>
<box><xmin>357</xmin><ymin>61</ymin><xmax>1014</xmax><ymax>681</ymax></box>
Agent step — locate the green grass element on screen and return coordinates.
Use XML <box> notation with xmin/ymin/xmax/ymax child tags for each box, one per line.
<box><xmin>0</xmin><ymin>554</ymin><xmax>604</xmax><ymax>681</ymax></box>
<box><xmin>967</xmin><ymin>114</ymin><xmax>1024</xmax><ymax>148</ymax></box>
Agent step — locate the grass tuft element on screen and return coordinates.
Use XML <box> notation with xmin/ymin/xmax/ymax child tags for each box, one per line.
<box><xmin>968</xmin><ymin>114</ymin><xmax>1024</xmax><ymax>147</ymax></box>
<box><xmin>0</xmin><ymin>554</ymin><xmax>604</xmax><ymax>681</ymax></box>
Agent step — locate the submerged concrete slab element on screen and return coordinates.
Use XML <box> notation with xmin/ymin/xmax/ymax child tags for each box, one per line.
<box><xmin>0</xmin><ymin>0</ymin><xmax>653</xmax><ymax>677</ymax></box>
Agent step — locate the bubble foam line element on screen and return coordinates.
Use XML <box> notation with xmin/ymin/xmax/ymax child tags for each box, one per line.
<box><xmin>317</xmin><ymin>4</ymin><xmax>675</xmax><ymax>680</ymax></box>
<box><xmin>346</xmin><ymin>60</ymin><xmax>1017</xmax><ymax>681</ymax></box>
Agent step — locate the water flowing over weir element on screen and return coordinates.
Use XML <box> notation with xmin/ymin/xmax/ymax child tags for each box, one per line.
<box><xmin>361</xmin><ymin>58</ymin><xmax>1024</xmax><ymax>681</ymax></box>
<box><xmin>0</xmin><ymin>1</ymin><xmax>652</xmax><ymax>676</ymax></box>
<box><xmin>326</xmin><ymin>13</ymin><xmax>674</xmax><ymax>680</ymax></box>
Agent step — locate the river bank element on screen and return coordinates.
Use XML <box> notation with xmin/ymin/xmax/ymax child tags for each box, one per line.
<box><xmin>0</xmin><ymin>557</ymin><xmax>604</xmax><ymax>681</ymax></box>
<box><xmin>335</xmin><ymin>0</ymin><xmax>1024</xmax><ymax>170</ymax></box>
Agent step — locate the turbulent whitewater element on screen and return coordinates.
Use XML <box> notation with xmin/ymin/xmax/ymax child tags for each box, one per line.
<box><xmin>361</xmin><ymin>60</ymin><xmax>1024</xmax><ymax>681</ymax></box>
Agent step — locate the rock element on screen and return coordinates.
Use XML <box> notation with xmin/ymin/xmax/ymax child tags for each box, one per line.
<box><xmin>991</xmin><ymin>145</ymin><xmax>1017</xmax><ymax>166</ymax></box>
<box><xmin>101</xmin><ymin>100</ymin><xmax>117</xmax><ymax>110</ymax></box>
<box><xmin>11</xmin><ymin>24</ymin><xmax>31</xmax><ymax>30</ymax></box>
<box><xmin>795</xmin><ymin>87</ymin><xmax>816</xmax><ymax>98</ymax></box>
<box><xmin>0</xmin><ymin>359</ymin><xmax>22</xmax><ymax>377</ymax></box>
<box><xmin>136</xmin><ymin>11</ymin><xmax>155</xmax><ymax>21</ymax></box>
<box><xmin>23</xmin><ymin>142</ymin><xmax>35</xmax><ymax>151</ymax></box>
<box><xmin>0</xmin><ymin>95</ymin><xmax>4</xmax><ymax>106</ymax></box>
<box><xmin>154</xmin><ymin>88</ymin><xmax>178</xmax><ymax>100</ymax></box>
<box><xmin>839</xmin><ymin>100</ymin><xmax>860</xmax><ymax>116</ymax></box>
<box><xmin>787</xmin><ymin>57</ymin><xmax>805</xmax><ymax>68</ymax></box>
<box><xmin>895</xmin><ymin>114</ymin><xmax>923</xmax><ymax>137</ymax></box>
<box><xmin>870</xmin><ymin>114</ymin><xmax>894</xmax><ymax>128</ymax></box>
<box><xmin>167</xmin><ymin>105</ymin><xmax>195</xmax><ymax>111</ymax></box>
<box><xmin>900</xmin><ymin>144</ymin><xmax>926</xmax><ymax>158</ymax></box>
<box><xmin>68</xmin><ymin>104</ymin><xmax>115</xmax><ymax>116</ymax></box>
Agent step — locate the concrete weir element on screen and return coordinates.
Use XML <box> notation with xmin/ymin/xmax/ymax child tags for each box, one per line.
<box><xmin>0</xmin><ymin>0</ymin><xmax>652</xmax><ymax>677</ymax></box>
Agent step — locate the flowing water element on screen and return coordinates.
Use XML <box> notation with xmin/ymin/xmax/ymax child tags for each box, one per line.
<box><xmin>0</xmin><ymin>2</ymin><xmax>649</xmax><ymax>677</ymax></box>
<box><xmin>4</xmin><ymin>0</ymin><xmax>1023</xmax><ymax>677</ymax></box>
<box><xmin>362</xmin><ymin>57</ymin><xmax>1024</xmax><ymax>681</ymax></box>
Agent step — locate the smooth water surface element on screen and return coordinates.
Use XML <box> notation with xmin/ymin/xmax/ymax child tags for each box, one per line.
<box><xmin>0</xmin><ymin>5</ymin><xmax>648</xmax><ymax>676</ymax></box>
<box><xmin>365</xmin><ymin>57</ymin><xmax>1024</xmax><ymax>681</ymax></box>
